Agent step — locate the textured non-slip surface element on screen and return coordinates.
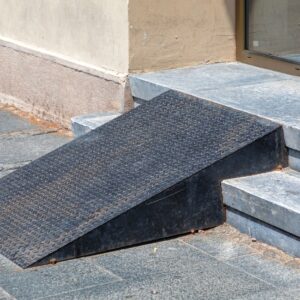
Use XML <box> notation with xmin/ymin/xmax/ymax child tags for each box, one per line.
<box><xmin>0</xmin><ymin>90</ymin><xmax>280</xmax><ymax>268</ymax></box>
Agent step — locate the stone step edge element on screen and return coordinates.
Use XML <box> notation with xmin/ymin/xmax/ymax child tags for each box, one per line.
<box><xmin>289</xmin><ymin>149</ymin><xmax>300</xmax><ymax>172</ymax></box>
<box><xmin>71</xmin><ymin>112</ymin><xmax>121</xmax><ymax>137</ymax></box>
<box><xmin>222</xmin><ymin>171</ymin><xmax>300</xmax><ymax>237</ymax></box>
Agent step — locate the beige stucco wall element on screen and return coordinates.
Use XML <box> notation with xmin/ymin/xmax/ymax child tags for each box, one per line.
<box><xmin>128</xmin><ymin>0</ymin><xmax>236</xmax><ymax>72</ymax></box>
<box><xmin>0</xmin><ymin>0</ymin><xmax>237</xmax><ymax>126</ymax></box>
<box><xmin>0</xmin><ymin>0</ymin><xmax>129</xmax><ymax>73</ymax></box>
<box><xmin>0</xmin><ymin>0</ymin><xmax>237</xmax><ymax>75</ymax></box>
<box><xmin>0</xmin><ymin>41</ymin><xmax>132</xmax><ymax>128</ymax></box>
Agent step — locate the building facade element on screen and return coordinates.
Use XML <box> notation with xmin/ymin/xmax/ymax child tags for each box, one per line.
<box><xmin>0</xmin><ymin>0</ymin><xmax>236</xmax><ymax>127</ymax></box>
<box><xmin>0</xmin><ymin>0</ymin><xmax>299</xmax><ymax>127</ymax></box>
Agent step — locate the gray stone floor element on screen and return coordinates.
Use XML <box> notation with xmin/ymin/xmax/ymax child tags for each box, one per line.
<box><xmin>0</xmin><ymin>106</ymin><xmax>300</xmax><ymax>299</ymax></box>
<box><xmin>0</xmin><ymin>105</ymin><xmax>71</xmax><ymax>179</ymax></box>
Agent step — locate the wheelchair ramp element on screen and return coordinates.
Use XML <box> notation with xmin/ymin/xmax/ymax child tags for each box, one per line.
<box><xmin>0</xmin><ymin>91</ymin><xmax>287</xmax><ymax>268</ymax></box>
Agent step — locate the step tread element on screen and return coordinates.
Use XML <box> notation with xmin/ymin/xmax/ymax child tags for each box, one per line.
<box><xmin>71</xmin><ymin>112</ymin><xmax>121</xmax><ymax>137</ymax></box>
<box><xmin>223</xmin><ymin>170</ymin><xmax>300</xmax><ymax>237</ymax></box>
<box><xmin>72</xmin><ymin>112</ymin><xmax>121</xmax><ymax>129</ymax></box>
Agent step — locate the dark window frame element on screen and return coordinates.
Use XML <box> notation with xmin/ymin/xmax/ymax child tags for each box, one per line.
<box><xmin>236</xmin><ymin>0</ymin><xmax>300</xmax><ymax>76</ymax></box>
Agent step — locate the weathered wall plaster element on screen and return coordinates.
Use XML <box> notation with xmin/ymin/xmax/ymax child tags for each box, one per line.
<box><xmin>0</xmin><ymin>0</ymin><xmax>132</xmax><ymax>127</ymax></box>
<box><xmin>0</xmin><ymin>0</ymin><xmax>129</xmax><ymax>73</ymax></box>
<box><xmin>0</xmin><ymin>0</ymin><xmax>237</xmax><ymax>126</ymax></box>
<box><xmin>0</xmin><ymin>42</ymin><xmax>132</xmax><ymax>128</ymax></box>
<box><xmin>128</xmin><ymin>0</ymin><xmax>236</xmax><ymax>72</ymax></box>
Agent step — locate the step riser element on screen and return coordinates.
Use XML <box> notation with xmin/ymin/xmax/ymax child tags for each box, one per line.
<box><xmin>222</xmin><ymin>181</ymin><xmax>300</xmax><ymax>237</ymax></box>
<box><xmin>227</xmin><ymin>208</ymin><xmax>300</xmax><ymax>258</ymax></box>
<box><xmin>289</xmin><ymin>149</ymin><xmax>300</xmax><ymax>172</ymax></box>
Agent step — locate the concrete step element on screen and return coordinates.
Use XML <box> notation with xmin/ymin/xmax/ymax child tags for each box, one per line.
<box><xmin>289</xmin><ymin>149</ymin><xmax>300</xmax><ymax>172</ymax></box>
<box><xmin>129</xmin><ymin>62</ymin><xmax>300</xmax><ymax>156</ymax></box>
<box><xmin>222</xmin><ymin>169</ymin><xmax>300</xmax><ymax>257</ymax></box>
<box><xmin>71</xmin><ymin>112</ymin><xmax>121</xmax><ymax>137</ymax></box>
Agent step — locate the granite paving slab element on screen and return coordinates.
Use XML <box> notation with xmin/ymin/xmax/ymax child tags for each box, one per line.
<box><xmin>179</xmin><ymin>231</ymin><xmax>257</xmax><ymax>262</ymax></box>
<box><xmin>234</xmin><ymin>288</ymin><xmax>300</xmax><ymax>300</ymax></box>
<box><xmin>0</xmin><ymin>287</ymin><xmax>16</xmax><ymax>300</ymax></box>
<box><xmin>0</xmin><ymin>111</ymin><xmax>37</xmax><ymax>133</ymax></box>
<box><xmin>227</xmin><ymin>253</ymin><xmax>300</xmax><ymax>288</ymax></box>
<box><xmin>43</xmin><ymin>267</ymin><xmax>271</xmax><ymax>300</ymax></box>
<box><xmin>0</xmin><ymin>258</ymin><xmax>121</xmax><ymax>300</ymax></box>
<box><xmin>0</xmin><ymin>225</ymin><xmax>299</xmax><ymax>299</ymax></box>
<box><xmin>0</xmin><ymin>133</ymin><xmax>70</xmax><ymax>166</ymax></box>
<box><xmin>0</xmin><ymin>133</ymin><xmax>69</xmax><ymax>167</ymax></box>
<box><xmin>0</xmin><ymin>108</ymin><xmax>70</xmax><ymax>179</ymax></box>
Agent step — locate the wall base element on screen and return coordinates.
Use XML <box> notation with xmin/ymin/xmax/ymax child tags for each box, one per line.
<box><xmin>0</xmin><ymin>39</ymin><xmax>133</xmax><ymax>128</ymax></box>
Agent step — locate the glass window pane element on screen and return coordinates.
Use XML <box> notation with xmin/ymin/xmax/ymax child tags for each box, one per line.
<box><xmin>247</xmin><ymin>0</ymin><xmax>300</xmax><ymax>63</ymax></box>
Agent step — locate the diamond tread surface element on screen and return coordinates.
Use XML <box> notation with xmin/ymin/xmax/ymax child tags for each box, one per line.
<box><xmin>0</xmin><ymin>91</ymin><xmax>279</xmax><ymax>268</ymax></box>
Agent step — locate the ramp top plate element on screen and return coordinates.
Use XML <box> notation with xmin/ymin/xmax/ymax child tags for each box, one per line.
<box><xmin>0</xmin><ymin>91</ymin><xmax>279</xmax><ymax>268</ymax></box>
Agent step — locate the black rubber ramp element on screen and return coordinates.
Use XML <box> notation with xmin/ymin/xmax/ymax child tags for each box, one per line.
<box><xmin>0</xmin><ymin>91</ymin><xmax>287</xmax><ymax>268</ymax></box>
